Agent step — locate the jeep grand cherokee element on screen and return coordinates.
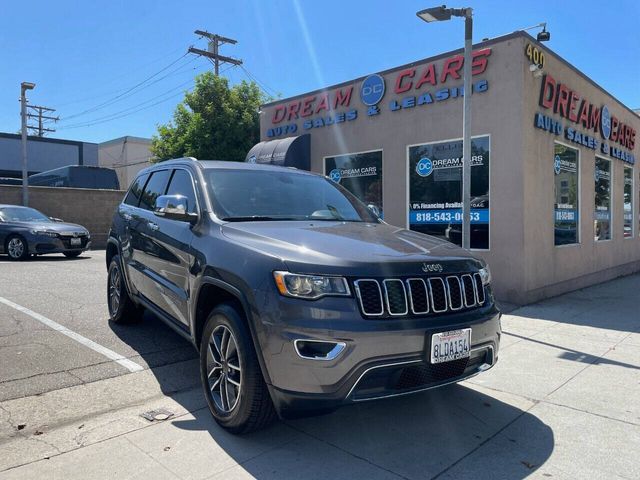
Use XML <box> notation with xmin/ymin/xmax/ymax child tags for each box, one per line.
<box><xmin>106</xmin><ymin>158</ymin><xmax>500</xmax><ymax>433</ymax></box>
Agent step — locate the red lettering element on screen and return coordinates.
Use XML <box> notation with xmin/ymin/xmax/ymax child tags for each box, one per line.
<box><xmin>415</xmin><ymin>64</ymin><xmax>437</xmax><ymax>89</ymax></box>
<box><xmin>610</xmin><ymin>116</ymin><xmax>619</xmax><ymax>142</ymax></box>
<box><xmin>272</xmin><ymin>105</ymin><xmax>286</xmax><ymax>124</ymax></box>
<box><xmin>394</xmin><ymin>69</ymin><xmax>415</xmax><ymax>94</ymax></box>
<box><xmin>577</xmin><ymin>100</ymin><xmax>590</xmax><ymax>128</ymax></box>
<box><xmin>623</xmin><ymin>125</ymin><xmax>630</xmax><ymax>148</ymax></box>
<box><xmin>590</xmin><ymin>106</ymin><xmax>601</xmax><ymax>133</ymax></box>
<box><xmin>616</xmin><ymin>121</ymin><xmax>626</xmax><ymax>145</ymax></box>
<box><xmin>315</xmin><ymin>93</ymin><xmax>329</xmax><ymax>114</ymax></box>
<box><xmin>287</xmin><ymin>102</ymin><xmax>300</xmax><ymax>121</ymax></box>
<box><xmin>568</xmin><ymin>92</ymin><xmax>579</xmax><ymax>123</ymax></box>
<box><xmin>440</xmin><ymin>55</ymin><xmax>464</xmax><ymax>83</ymax></box>
<box><xmin>630</xmin><ymin>129</ymin><xmax>636</xmax><ymax>150</ymax></box>
<box><xmin>555</xmin><ymin>84</ymin><xmax>570</xmax><ymax>118</ymax></box>
<box><xmin>471</xmin><ymin>49</ymin><xmax>492</xmax><ymax>75</ymax></box>
<box><xmin>333</xmin><ymin>87</ymin><xmax>353</xmax><ymax>109</ymax></box>
<box><xmin>300</xmin><ymin>96</ymin><xmax>315</xmax><ymax>117</ymax></box>
<box><xmin>539</xmin><ymin>74</ymin><xmax>556</xmax><ymax>109</ymax></box>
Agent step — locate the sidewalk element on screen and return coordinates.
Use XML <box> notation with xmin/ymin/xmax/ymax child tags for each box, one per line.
<box><xmin>1</xmin><ymin>274</ymin><xmax>639</xmax><ymax>480</ymax></box>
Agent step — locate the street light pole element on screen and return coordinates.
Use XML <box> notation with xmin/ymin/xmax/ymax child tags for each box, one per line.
<box><xmin>417</xmin><ymin>5</ymin><xmax>473</xmax><ymax>249</ymax></box>
<box><xmin>461</xmin><ymin>9</ymin><xmax>472</xmax><ymax>250</ymax></box>
<box><xmin>20</xmin><ymin>82</ymin><xmax>35</xmax><ymax>207</ymax></box>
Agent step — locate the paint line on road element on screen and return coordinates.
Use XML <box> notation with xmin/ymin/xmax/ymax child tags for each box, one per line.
<box><xmin>0</xmin><ymin>296</ymin><xmax>144</xmax><ymax>373</ymax></box>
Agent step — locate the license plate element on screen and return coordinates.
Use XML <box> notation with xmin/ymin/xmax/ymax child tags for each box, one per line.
<box><xmin>430</xmin><ymin>329</ymin><xmax>471</xmax><ymax>364</ymax></box>
<box><xmin>70</xmin><ymin>237</ymin><xmax>81</xmax><ymax>246</ymax></box>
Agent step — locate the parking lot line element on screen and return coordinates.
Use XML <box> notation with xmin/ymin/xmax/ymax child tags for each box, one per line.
<box><xmin>0</xmin><ymin>296</ymin><xmax>144</xmax><ymax>373</ymax></box>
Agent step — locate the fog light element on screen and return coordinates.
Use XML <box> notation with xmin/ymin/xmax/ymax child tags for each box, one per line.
<box><xmin>294</xmin><ymin>339</ymin><xmax>346</xmax><ymax>361</ymax></box>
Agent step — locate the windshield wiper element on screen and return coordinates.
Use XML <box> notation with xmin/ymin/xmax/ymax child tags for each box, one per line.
<box><xmin>221</xmin><ymin>216</ymin><xmax>300</xmax><ymax>222</ymax></box>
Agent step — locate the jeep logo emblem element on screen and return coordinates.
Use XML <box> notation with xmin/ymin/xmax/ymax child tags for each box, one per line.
<box><xmin>421</xmin><ymin>263</ymin><xmax>443</xmax><ymax>273</ymax></box>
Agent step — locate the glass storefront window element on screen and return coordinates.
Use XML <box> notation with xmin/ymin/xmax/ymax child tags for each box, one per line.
<box><xmin>553</xmin><ymin>144</ymin><xmax>580</xmax><ymax>246</ymax></box>
<box><xmin>623</xmin><ymin>166</ymin><xmax>633</xmax><ymax>238</ymax></box>
<box><xmin>594</xmin><ymin>157</ymin><xmax>611</xmax><ymax>241</ymax></box>
<box><xmin>408</xmin><ymin>136</ymin><xmax>490</xmax><ymax>250</ymax></box>
<box><xmin>324</xmin><ymin>150</ymin><xmax>383</xmax><ymax>218</ymax></box>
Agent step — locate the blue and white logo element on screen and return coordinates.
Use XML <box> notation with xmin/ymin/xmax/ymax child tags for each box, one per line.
<box><xmin>248</xmin><ymin>154</ymin><xmax>257</xmax><ymax>164</ymax></box>
<box><xmin>554</xmin><ymin>155</ymin><xmax>561</xmax><ymax>175</ymax></box>
<box><xmin>360</xmin><ymin>74</ymin><xmax>385</xmax><ymax>106</ymax></box>
<box><xmin>416</xmin><ymin>157</ymin><xmax>434</xmax><ymax>177</ymax></box>
<box><xmin>601</xmin><ymin>105</ymin><xmax>611</xmax><ymax>140</ymax></box>
<box><xmin>329</xmin><ymin>169</ymin><xmax>342</xmax><ymax>183</ymax></box>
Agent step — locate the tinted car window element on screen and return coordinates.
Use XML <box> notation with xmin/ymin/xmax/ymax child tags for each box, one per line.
<box><xmin>123</xmin><ymin>173</ymin><xmax>149</xmax><ymax>207</ymax></box>
<box><xmin>139</xmin><ymin>170</ymin><xmax>171</xmax><ymax>211</ymax></box>
<box><xmin>165</xmin><ymin>169</ymin><xmax>198</xmax><ymax>214</ymax></box>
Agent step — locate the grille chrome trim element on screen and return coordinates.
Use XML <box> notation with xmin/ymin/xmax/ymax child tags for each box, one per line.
<box><xmin>473</xmin><ymin>273</ymin><xmax>486</xmax><ymax>305</ymax></box>
<box><xmin>460</xmin><ymin>274</ymin><xmax>477</xmax><ymax>308</ymax></box>
<box><xmin>428</xmin><ymin>277</ymin><xmax>448</xmax><ymax>313</ymax></box>
<box><xmin>354</xmin><ymin>279</ymin><xmax>384</xmax><ymax>316</ymax></box>
<box><xmin>445</xmin><ymin>276</ymin><xmax>463</xmax><ymax>311</ymax></box>
<box><xmin>382</xmin><ymin>279</ymin><xmax>408</xmax><ymax>316</ymax></box>
<box><xmin>406</xmin><ymin>278</ymin><xmax>429</xmax><ymax>315</ymax></box>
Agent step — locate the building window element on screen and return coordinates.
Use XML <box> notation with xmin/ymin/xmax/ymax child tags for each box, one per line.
<box><xmin>408</xmin><ymin>136</ymin><xmax>490</xmax><ymax>250</ymax></box>
<box><xmin>324</xmin><ymin>150</ymin><xmax>383</xmax><ymax>218</ymax></box>
<box><xmin>554</xmin><ymin>144</ymin><xmax>579</xmax><ymax>246</ymax></box>
<box><xmin>594</xmin><ymin>157</ymin><xmax>611</xmax><ymax>241</ymax></box>
<box><xmin>624</xmin><ymin>166</ymin><xmax>634</xmax><ymax>238</ymax></box>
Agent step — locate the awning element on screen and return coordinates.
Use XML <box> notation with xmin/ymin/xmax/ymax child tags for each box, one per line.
<box><xmin>245</xmin><ymin>134</ymin><xmax>310</xmax><ymax>170</ymax></box>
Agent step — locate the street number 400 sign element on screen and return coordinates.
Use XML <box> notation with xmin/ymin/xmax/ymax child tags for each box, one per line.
<box><xmin>525</xmin><ymin>43</ymin><xmax>545</xmax><ymax>67</ymax></box>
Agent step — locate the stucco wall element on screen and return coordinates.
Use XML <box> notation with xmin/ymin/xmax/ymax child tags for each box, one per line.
<box><xmin>98</xmin><ymin>136</ymin><xmax>152</xmax><ymax>190</ymax></box>
<box><xmin>259</xmin><ymin>35</ymin><xmax>528</xmax><ymax>303</ymax></box>
<box><xmin>0</xmin><ymin>186</ymin><xmax>125</xmax><ymax>249</ymax></box>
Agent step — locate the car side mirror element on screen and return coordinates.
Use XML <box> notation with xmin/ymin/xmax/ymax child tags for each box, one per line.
<box><xmin>154</xmin><ymin>195</ymin><xmax>197</xmax><ymax>224</ymax></box>
<box><xmin>367</xmin><ymin>204</ymin><xmax>381</xmax><ymax>218</ymax></box>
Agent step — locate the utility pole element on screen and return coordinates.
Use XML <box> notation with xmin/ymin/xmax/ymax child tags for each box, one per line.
<box><xmin>188</xmin><ymin>30</ymin><xmax>242</xmax><ymax>75</ymax></box>
<box><xmin>20</xmin><ymin>82</ymin><xmax>35</xmax><ymax>207</ymax></box>
<box><xmin>26</xmin><ymin>105</ymin><xmax>59</xmax><ymax>137</ymax></box>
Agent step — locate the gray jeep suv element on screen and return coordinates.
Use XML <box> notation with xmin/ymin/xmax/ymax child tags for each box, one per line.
<box><xmin>107</xmin><ymin>158</ymin><xmax>501</xmax><ymax>433</ymax></box>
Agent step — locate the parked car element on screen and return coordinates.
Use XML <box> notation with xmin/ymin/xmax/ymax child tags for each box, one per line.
<box><xmin>106</xmin><ymin>158</ymin><xmax>501</xmax><ymax>433</ymax></box>
<box><xmin>0</xmin><ymin>205</ymin><xmax>91</xmax><ymax>260</ymax></box>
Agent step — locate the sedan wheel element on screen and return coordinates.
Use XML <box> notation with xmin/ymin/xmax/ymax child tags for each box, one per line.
<box><xmin>206</xmin><ymin>325</ymin><xmax>242</xmax><ymax>413</ymax></box>
<box><xmin>6</xmin><ymin>236</ymin><xmax>28</xmax><ymax>261</ymax></box>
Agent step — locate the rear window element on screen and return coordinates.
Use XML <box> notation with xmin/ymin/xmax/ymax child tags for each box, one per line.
<box><xmin>123</xmin><ymin>173</ymin><xmax>149</xmax><ymax>207</ymax></box>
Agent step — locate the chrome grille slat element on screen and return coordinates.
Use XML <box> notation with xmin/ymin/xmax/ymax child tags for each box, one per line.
<box><xmin>354</xmin><ymin>273</ymin><xmax>486</xmax><ymax>317</ymax></box>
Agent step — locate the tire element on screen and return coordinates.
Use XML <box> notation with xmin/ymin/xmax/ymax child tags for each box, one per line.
<box><xmin>5</xmin><ymin>235</ymin><xmax>29</xmax><ymax>261</ymax></box>
<box><xmin>107</xmin><ymin>254</ymin><xmax>143</xmax><ymax>323</ymax></box>
<box><xmin>64</xmin><ymin>251</ymin><xmax>82</xmax><ymax>258</ymax></box>
<box><xmin>200</xmin><ymin>303</ymin><xmax>276</xmax><ymax>434</ymax></box>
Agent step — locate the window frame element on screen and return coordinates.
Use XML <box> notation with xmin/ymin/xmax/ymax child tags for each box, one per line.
<box><xmin>165</xmin><ymin>167</ymin><xmax>202</xmax><ymax>217</ymax></box>
<box><xmin>138</xmin><ymin>169</ymin><xmax>172</xmax><ymax>212</ymax></box>
<box><xmin>123</xmin><ymin>172</ymin><xmax>150</xmax><ymax>208</ymax></box>
<box><xmin>553</xmin><ymin>141</ymin><xmax>581</xmax><ymax>248</ymax></box>
<box><xmin>594</xmin><ymin>156</ymin><xmax>612</xmax><ymax>243</ymax></box>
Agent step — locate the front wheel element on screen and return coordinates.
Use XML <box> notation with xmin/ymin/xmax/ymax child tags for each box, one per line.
<box><xmin>6</xmin><ymin>235</ymin><xmax>29</xmax><ymax>261</ymax></box>
<box><xmin>200</xmin><ymin>303</ymin><xmax>276</xmax><ymax>433</ymax></box>
<box><xmin>107</xmin><ymin>255</ymin><xmax>143</xmax><ymax>323</ymax></box>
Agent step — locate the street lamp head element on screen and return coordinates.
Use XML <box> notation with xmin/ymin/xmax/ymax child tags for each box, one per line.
<box><xmin>21</xmin><ymin>82</ymin><xmax>35</xmax><ymax>91</ymax></box>
<box><xmin>417</xmin><ymin>6</ymin><xmax>452</xmax><ymax>22</ymax></box>
<box><xmin>536</xmin><ymin>26</ymin><xmax>551</xmax><ymax>42</ymax></box>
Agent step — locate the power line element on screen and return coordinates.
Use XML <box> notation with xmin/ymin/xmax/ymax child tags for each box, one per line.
<box><xmin>239</xmin><ymin>65</ymin><xmax>277</xmax><ymax>97</ymax></box>
<box><xmin>26</xmin><ymin>104</ymin><xmax>59</xmax><ymax>137</ymax></box>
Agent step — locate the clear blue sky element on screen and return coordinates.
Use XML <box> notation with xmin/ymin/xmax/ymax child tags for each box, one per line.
<box><xmin>1</xmin><ymin>0</ymin><xmax>638</xmax><ymax>144</ymax></box>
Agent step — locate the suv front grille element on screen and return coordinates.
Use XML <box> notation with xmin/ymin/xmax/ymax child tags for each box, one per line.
<box><xmin>354</xmin><ymin>273</ymin><xmax>486</xmax><ymax>317</ymax></box>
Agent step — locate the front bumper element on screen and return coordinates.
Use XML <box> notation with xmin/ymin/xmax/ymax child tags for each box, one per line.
<box><xmin>257</xmin><ymin>294</ymin><xmax>501</xmax><ymax>418</ymax></box>
<box><xmin>28</xmin><ymin>234</ymin><xmax>91</xmax><ymax>254</ymax></box>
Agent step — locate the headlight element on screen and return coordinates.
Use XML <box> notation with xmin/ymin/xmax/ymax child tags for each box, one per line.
<box><xmin>478</xmin><ymin>265</ymin><xmax>491</xmax><ymax>286</ymax></box>
<box><xmin>32</xmin><ymin>230</ymin><xmax>58</xmax><ymax>238</ymax></box>
<box><xmin>273</xmin><ymin>271</ymin><xmax>350</xmax><ymax>299</ymax></box>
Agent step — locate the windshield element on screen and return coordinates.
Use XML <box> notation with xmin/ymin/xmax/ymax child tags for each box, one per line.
<box><xmin>206</xmin><ymin>169</ymin><xmax>379</xmax><ymax>223</ymax></box>
<box><xmin>0</xmin><ymin>207</ymin><xmax>51</xmax><ymax>223</ymax></box>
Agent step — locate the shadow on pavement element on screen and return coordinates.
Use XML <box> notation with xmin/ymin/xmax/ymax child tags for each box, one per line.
<box><xmin>111</xmin><ymin>314</ymin><xmax>554</xmax><ymax>479</ymax></box>
<box><xmin>0</xmin><ymin>253</ymin><xmax>92</xmax><ymax>262</ymax></box>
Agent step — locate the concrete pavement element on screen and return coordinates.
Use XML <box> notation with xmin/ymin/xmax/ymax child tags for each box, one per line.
<box><xmin>0</xmin><ymin>251</ymin><xmax>638</xmax><ymax>479</ymax></box>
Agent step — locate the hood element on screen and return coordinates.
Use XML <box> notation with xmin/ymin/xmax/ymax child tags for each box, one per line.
<box><xmin>9</xmin><ymin>221</ymin><xmax>89</xmax><ymax>235</ymax></box>
<box><xmin>221</xmin><ymin>221</ymin><xmax>482</xmax><ymax>276</ymax></box>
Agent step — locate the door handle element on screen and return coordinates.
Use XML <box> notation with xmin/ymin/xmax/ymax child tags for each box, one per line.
<box><xmin>148</xmin><ymin>222</ymin><xmax>159</xmax><ymax>231</ymax></box>
<box><xmin>123</xmin><ymin>213</ymin><xmax>132</xmax><ymax>221</ymax></box>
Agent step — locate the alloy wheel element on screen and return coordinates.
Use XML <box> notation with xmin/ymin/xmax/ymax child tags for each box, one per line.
<box><xmin>206</xmin><ymin>325</ymin><xmax>242</xmax><ymax>413</ymax></box>
<box><xmin>7</xmin><ymin>238</ymin><xmax>24</xmax><ymax>259</ymax></box>
<box><xmin>108</xmin><ymin>265</ymin><xmax>121</xmax><ymax>315</ymax></box>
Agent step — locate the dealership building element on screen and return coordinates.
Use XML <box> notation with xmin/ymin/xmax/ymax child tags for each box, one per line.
<box><xmin>249</xmin><ymin>31</ymin><xmax>640</xmax><ymax>304</ymax></box>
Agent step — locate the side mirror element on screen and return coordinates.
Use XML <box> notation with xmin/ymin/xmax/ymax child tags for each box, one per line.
<box><xmin>154</xmin><ymin>195</ymin><xmax>197</xmax><ymax>224</ymax></box>
<box><xmin>367</xmin><ymin>204</ymin><xmax>381</xmax><ymax>217</ymax></box>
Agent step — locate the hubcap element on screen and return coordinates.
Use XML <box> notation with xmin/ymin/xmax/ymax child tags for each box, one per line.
<box><xmin>206</xmin><ymin>325</ymin><xmax>242</xmax><ymax>413</ymax></box>
<box><xmin>7</xmin><ymin>238</ymin><xmax>24</xmax><ymax>258</ymax></box>
<box><xmin>108</xmin><ymin>266</ymin><xmax>121</xmax><ymax>314</ymax></box>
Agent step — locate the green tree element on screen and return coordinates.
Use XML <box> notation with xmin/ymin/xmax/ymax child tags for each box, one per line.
<box><xmin>151</xmin><ymin>72</ymin><xmax>268</xmax><ymax>162</ymax></box>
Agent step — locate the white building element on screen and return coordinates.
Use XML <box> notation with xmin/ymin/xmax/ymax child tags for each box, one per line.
<box><xmin>98</xmin><ymin>136</ymin><xmax>153</xmax><ymax>189</ymax></box>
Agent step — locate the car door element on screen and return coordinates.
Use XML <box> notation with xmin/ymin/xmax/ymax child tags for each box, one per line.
<box><xmin>142</xmin><ymin>168</ymin><xmax>200</xmax><ymax>327</ymax></box>
<box><xmin>118</xmin><ymin>172</ymin><xmax>149</xmax><ymax>293</ymax></box>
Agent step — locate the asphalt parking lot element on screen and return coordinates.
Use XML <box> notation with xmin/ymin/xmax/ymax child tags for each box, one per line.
<box><xmin>0</xmin><ymin>251</ymin><xmax>639</xmax><ymax>479</ymax></box>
